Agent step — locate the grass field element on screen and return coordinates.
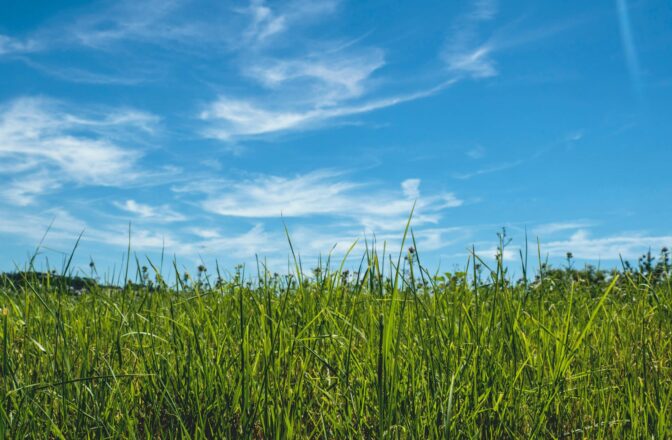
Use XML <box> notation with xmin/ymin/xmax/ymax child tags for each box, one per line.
<box><xmin>1</xmin><ymin>231</ymin><xmax>671</xmax><ymax>438</ymax></box>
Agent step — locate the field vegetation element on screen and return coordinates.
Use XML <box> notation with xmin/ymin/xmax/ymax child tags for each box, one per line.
<box><xmin>1</xmin><ymin>227</ymin><xmax>671</xmax><ymax>438</ymax></box>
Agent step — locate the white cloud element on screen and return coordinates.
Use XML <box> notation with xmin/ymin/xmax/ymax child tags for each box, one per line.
<box><xmin>0</xmin><ymin>206</ymin><xmax>277</xmax><ymax>263</ymax></box>
<box><xmin>401</xmin><ymin>179</ymin><xmax>421</xmax><ymax>199</ymax></box>
<box><xmin>615</xmin><ymin>0</ymin><xmax>643</xmax><ymax>96</ymax></box>
<box><xmin>12</xmin><ymin>0</ymin><xmax>337</xmax><ymax>54</ymax></box>
<box><xmin>203</xmin><ymin>0</ymin><xmax>576</xmax><ymax>143</ymax></box>
<box><xmin>444</xmin><ymin>45</ymin><xmax>497</xmax><ymax>79</ymax></box>
<box><xmin>566</xmin><ymin>131</ymin><xmax>584</xmax><ymax>142</ymax></box>
<box><xmin>442</xmin><ymin>0</ymin><xmax>498</xmax><ymax>79</ymax></box>
<box><xmin>183</xmin><ymin>224</ymin><xmax>279</xmax><ymax>258</ymax></box>
<box><xmin>0</xmin><ymin>34</ymin><xmax>39</xmax><ymax>55</ymax></box>
<box><xmin>179</xmin><ymin>170</ymin><xmax>462</xmax><ymax>235</ymax></box>
<box><xmin>114</xmin><ymin>200</ymin><xmax>186</xmax><ymax>223</ymax></box>
<box><xmin>3</xmin><ymin>0</ymin><xmax>338</xmax><ymax>56</ymax></box>
<box><xmin>0</xmin><ymin>172</ymin><xmax>62</xmax><ymax>207</ymax></box>
<box><xmin>244</xmin><ymin>0</ymin><xmax>288</xmax><ymax>42</ymax></box>
<box><xmin>0</xmin><ymin>97</ymin><xmax>158</xmax><ymax>205</ymax></box>
<box><xmin>532</xmin><ymin>221</ymin><xmax>595</xmax><ymax>236</ymax></box>
<box><xmin>283</xmin><ymin>224</ymin><xmax>468</xmax><ymax>261</ymax></box>
<box><xmin>198</xmin><ymin>0</ymin><xmax>464</xmax><ymax>141</ymax></box>
<box><xmin>0</xmin><ymin>208</ymin><xmax>91</xmax><ymax>258</ymax></box>
<box><xmin>241</xmin><ymin>0</ymin><xmax>339</xmax><ymax>44</ymax></box>
<box><xmin>246</xmin><ymin>49</ymin><xmax>385</xmax><ymax>102</ymax></box>
<box><xmin>200</xmin><ymin>80</ymin><xmax>453</xmax><ymax>140</ymax></box>
<box><xmin>200</xmin><ymin>44</ymin><xmax>392</xmax><ymax>140</ymax></box>
<box><xmin>200</xmin><ymin>98</ymin><xmax>310</xmax><ymax>139</ymax></box>
<box><xmin>18</xmin><ymin>59</ymin><xmax>149</xmax><ymax>85</ymax></box>
<box><xmin>117</xmin><ymin>200</ymin><xmax>155</xmax><ymax>218</ymax></box>
<box><xmin>470</xmin><ymin>246</ymin><xmax>520</xmax><ymax>263</ymax></box>
<box><xmin>541</xmin><ymin>229</ymin><xmax>672</xmax><ymax>260</ymax></box>
<box><xmin>452</xmin><ymin>160</ymin><xmax>522</xmax><ymax>179</ymax></box>
<box><xmin>0</xmin><ymin>0</ymin><xmax>258</xmax><ymax>66</ymax></box>
<box><xmin>7</xmin><ymin>2</ymin><xmax>203</xmax><ymax>66</ymax></box>
<box><xmin>67</xmin><ymin>0</ymin><xmax>197</xmax><ymax>49</ymax></box>
<box><xmin>186</xmin><ymin>227</ymin><xmax>221</xmax><ymax>239</ymax></box>
<box><xmin>195</xmin><ymin>170</ymin><xmax>362</xmax><ymax>217</ymax></box>
<box><xmin>442</xmin><ymin>1</ymin><xmax>582</xmax><ymax>82</ymax></box>
<box><xmin>466</xmin><ymin>145</ymin><xmax>486</xmax><ymax>159</ymax></box>
<box><xmin>90</xmin><ymin>222</ymin><xmax>277</xmax><ymax>260</ymax></box>
<box><xmin>4</xmin><ymin>0</ymin><xmax>450</xmax><ymax>139</ymax></box>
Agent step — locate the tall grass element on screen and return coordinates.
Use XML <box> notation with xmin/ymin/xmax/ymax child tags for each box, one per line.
<box><xmin>0</xmin><ymin>235</ymin><xmax>671</xmax><ymax>438</ymax></box>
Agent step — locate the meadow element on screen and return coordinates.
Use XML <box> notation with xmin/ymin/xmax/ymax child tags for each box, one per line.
<box><xmin>1</xmin><ymin>229</ymin><xmax>671</xmax><ymax>438</ymax></box>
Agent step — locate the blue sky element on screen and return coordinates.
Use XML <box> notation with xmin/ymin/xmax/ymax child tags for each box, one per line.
<box><xmin>1</xmin><ymin>0</ymin><xmax>671</xmax><ymax>277</ymax></box>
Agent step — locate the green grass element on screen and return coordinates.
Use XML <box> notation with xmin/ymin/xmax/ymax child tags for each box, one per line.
<box><xmin>1</xmin><ymin>238</ymin><xmax>671</xmax><ymax>438</ymax></box>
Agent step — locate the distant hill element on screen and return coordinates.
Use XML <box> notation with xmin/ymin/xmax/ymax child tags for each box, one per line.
<box><xmin>0</xmin><ymin>271</ymin><xmax>134</xmax><ymax>294</ymax></box>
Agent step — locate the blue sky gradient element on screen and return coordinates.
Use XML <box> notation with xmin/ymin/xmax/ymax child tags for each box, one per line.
<box><xmin>1</xmin><ymin>0</ymin><xmax>671</xmax><ymax>276</ymax></box>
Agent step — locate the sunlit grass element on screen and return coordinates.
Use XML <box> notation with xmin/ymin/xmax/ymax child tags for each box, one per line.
<box><xmin>1</xmin><ymin>228</ymin><xmax>671</xmax><ymax>438</ymax></box>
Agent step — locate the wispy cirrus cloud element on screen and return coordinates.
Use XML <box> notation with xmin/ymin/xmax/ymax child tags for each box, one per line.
<box><xmin>182</xmin><ymin>224</ymin><xmax>280</xmax><ymax>259</ymax></box>
<box><xmin>176</xmin><ymin>170</ymin><xmax>462</xmax><ymax>233</ymax></box>
<box><xmin>531</xmin><ymin>221</ymin><xmax>596</xmax><ymax>236</ymax></box>
<box><xmin>0</xmin><ymin>97</ymin><xmax>159</xmax><ymax>205</ymax></box>
<box><xmin>245</xmin><ymin>48</ymin><xmax>385</xmax><ymax>101</ymax></box>
<box><xmin>0</xmin><ymin>172</ymin><xmax>62</xmax><ymax>207</ymax></box>
<box><xmin>1</xmin><ymin>0</ymin><xmax>200</xmax><ymax>57</ymax></box>
<box><xmin>401</xmin><ymin>178</ymin><xmax>421</xmax><ymax>199</ymax></box>
<box><xmin>541</xmin><ymin>229</ymin><xmax>672</xmax><ymax>260</ymax></box>
<box><xmin>615</xmin><ymin>0</ymin><xmax>642</xmax><ymax>97</ymax></box>
<box><xmin>466</xmin><ymin>145</ymin><xmax>486</xmax><ymax>159</ymax></box>
<box><xmin>243</xmin><ymin>0</ymin><xmax>288</xmax><ymax>42</ymax></box>
<box><xmin>0</xmin><ymin>34</ymin><xmax>40</xmax><ymax>55</ymax></box>
<box><xmin>0</xmin><ymin>208</ymin><xmax>89</xmax><ymax>252</ymax></box>
<box><xmin>64</xmin><ymin>0</ymin><xmax>200</xmax><ymax>50</ymax></box>
<box><xmin>4</xmin><ymin>0</ymin><xmax>338</xmax><ymax>57</ymax></box>
<box><xmin>452</xmin><ymin>160</ymin><xmax>522</xmax><ymax>180</ymax></box>
<box><xmin>3</xmin><ymin>0</ymin><xmax>454</xmax><ymax>141</ymax></box>
<box><xmin>199</xmin><ymin>44</ymin><xmax>394</xmax><ymax>139</ymax></box>
<box><xmin>113</xmin><ymin>200</ymin><xmax>186</xmax><ymax>223</ymax></box>
<box><xmin>201</xmin><ymin>0</ymin><xmax>511</xmax><ymax>141</ymax></box>
<box><xmin>18</xmin><ymin>58</ymin><xmax>149</xmax><ymax>85</ymax></box>
<box><xmin>281</xmin><ymin>224</ymin><xmax>467</xmax><ymax>258</ymax></box>
<box><xmin>240</xmin><ymin>0</ymin><xmax>339</xmax><ymax>45</ymax></box>
<box><xmin>441</xmin><ymin>0</ymin><xmax>581</xmax><ymax>82</ymax></box>
<box><xmin>4</xmin><ymin>0</ymin><xmax>563</xmax><ymax>144</ymax></box>
<box><xmin>198</xmin><ymin>0</ymin><xmax>462</xmax><ymax>141</ymax></box>
<box><xmin>200</xmin><ymin>80</ymin><xmax>454</xmax><ymax>140</ymax></box>
<box><xmin>442</xmin><ymin>0</ymin><xmax>498</xmax><ymax>79</ymax></box>
<box><xmin>465</xmin><ymin>225</ymin><xmax>671</xmax><ymax>263</ymax></box>
<box><xmin>0</xmin><ymin>206</ymin><xmax>277</xmax><ymax>263</ymax></box>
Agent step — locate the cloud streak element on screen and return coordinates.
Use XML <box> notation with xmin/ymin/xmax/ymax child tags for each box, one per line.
<box><xmin>200</xmin><ymin>79</ymin><xmax>455</xmax><ymax>140</ymax></box>
<box><xmin>442</xmin><ymin>0</ymin><xmax>498</xmax><ymax>79</ymax></box>
<box><xmin>0</xmin><ymin>172</ymin><xmax>61</xmax><ymax>207</ymax></box>
<box><xmin>113</xmin><ymin>200</ymin><xmax>186</xmax><ymax>223</ymax></box>
<box><xmin>0</xmin><ymin>97</ymin><xmax>158</xmax><ymax>205</ymax></box>
<box><xmin>177</xmin><ymin>170</ymin><xmax>462</xmax><ymax>232</ymax></box>
<box><xmin>0</xmin><ymin>207</ymin><xmax>278</xmax><ymax>264</ymax></box>
<box><xmin>541</xmin><ymin>229</ymin><xmax>672</xmax><ymax>260</ymax></box>
<box><xmin>452</xmin><ymin>160</ymin><xmax>522</xmax><ymax>180</ymax></box>
<box><xmin>246</xmin><ymin>48</ymin><xmax>385</xmax><ymax>101</ymax></box>
<box><xmin>0</xmin><ymin>34</ymin><xmax>39</xmax><ymax>55</ymax></box>
<box><xmin>531</xmin><ymin>221</ymin><xmax>596</xmax><ymax>236</ymax></box>
<box><xmin>615</xmin><ymin>0</ymin><xmax>642</xmax><ymax>96</ymax></box>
